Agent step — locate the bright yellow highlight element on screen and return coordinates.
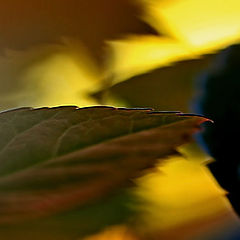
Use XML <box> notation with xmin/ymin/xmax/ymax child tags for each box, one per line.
<box><xmin>0</xmin><ymin>40</ymin><xmax>101</xmax><ymax>109</ymax></box>
<box><xmin>133</xmin><ymin>145</ymin><xmax>237</xmax><ymax>235</ymax></box>
<box><xmin>107</xmin><ymin>36</ymin><xmax>196</xmax><ymax>83</ymax></box>
<box><xmin>108</xmin><ymin>0</ymin><xmax>240</xmax><ymax>84</ymax></box>
<box><xmin>153</xmin><ymin>0</ymin><xmax>240</xmax><ymax>51</ymax></box>
<box><xmin>23</xmin><ymin>52</ymin><xmax>99</xmax><ymax>107</ymax></box>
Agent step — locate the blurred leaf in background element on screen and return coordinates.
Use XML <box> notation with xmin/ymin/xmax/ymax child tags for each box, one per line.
<box><xmin>2</xmin><ymin>0</ymin><xmax>240</xmax><ymax>111</ymax></box>
<box><xmin>0</xmin><ymin>0</ymin><xmax>158</xmax><ymax>110</ymax></box>
<box><xmin>0</xmin><ymin>40</ymin><xmax>101</xmax><ymax>109</ymax></box>
<box><xmin>107</xmin><ymin>0</ymin><xmax>240</xmax><ymax>82</ymax></box>
<box><xmin>99</xmin><ymin>0</ymin><xmax>240</xmax><ymax>110</ymax></box>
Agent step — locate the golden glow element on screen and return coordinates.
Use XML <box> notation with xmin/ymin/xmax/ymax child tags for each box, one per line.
<box><xmin>133</xmin><ymin>145</ymin><xmax>238</xmax><ymax>234</ymax></box>
<box><xmin>107</xmin><ymin>0</ymin><xmax>240</xmax><ymax>84</ymax></box>
<box><xmin>0</xmin><ymin>41</ymin><xmax>101</xmax><ymax>109</ymax></box>
<box><xmin>107</xmin><ymin>36</ymin><xmax>196</xmax><ymax>83</ymax></box>
<box><xmin>1</xmin><ymin>1</ymin><xmax>240</xmax><ymax>238</ymax></box>
<box><xmin>82</xmin><ymin>144</ymin><xmax>239</xmax><ymax>239</ymax></box>
<box><xmin>152</xmin><ymin>0</ymin><xmax>240</xmax><ymax>51</ymax></box>
<box><xmin>83</xmin><ymin>226</ymin><xmax>137</xmax><ymax>240</ymax></box>
<box><xmin>23</xmin><ymin>52</ymin><xmax>99</xmax><ymax>107</ymax></box>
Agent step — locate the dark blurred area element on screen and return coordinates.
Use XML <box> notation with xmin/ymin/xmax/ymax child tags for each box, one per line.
<box><xmin>96</xmin><ymin>54</ymin><xmax>214</xmax><ymax>111</ymax></box>
<box><xmin>0</xmin><ymin>0</ymin><xmax>158</xmax><ymax>65</ymax></box>
<box><xmin>195</xmin><ymin>44</ymin><xmax>240</xmax><ymax>215</ymax></box>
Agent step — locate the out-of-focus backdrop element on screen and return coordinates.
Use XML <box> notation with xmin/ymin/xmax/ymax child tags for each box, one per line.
<box><xmin>1</xmin><ymin>0</ymin><xmax>240</xmax><ymax>239</ymax></box>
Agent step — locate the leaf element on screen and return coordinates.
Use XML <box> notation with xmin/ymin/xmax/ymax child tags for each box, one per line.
<box><xmin>0</xmin><ymin>106</ymin><xmax>207</xmax><ymax>238</ymax></box>
<box><xmin>104</xmin><ymin>0</ymin><xmax>240</xmax><ymax>85</ymax></box>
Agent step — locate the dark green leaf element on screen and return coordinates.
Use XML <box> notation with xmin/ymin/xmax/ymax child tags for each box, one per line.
<box><xmin>0</xmin><ymin>106</ymin><xmax>208</xmax><ymax>239</ymax></box>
